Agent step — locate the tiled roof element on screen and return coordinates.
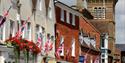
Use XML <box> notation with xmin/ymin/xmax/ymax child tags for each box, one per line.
<box><xmin>89</xmin><ymin>20</ymin><xmax>109</xmax><ymax>33</ymax></box>
<box><xmin>116</xmin><ymin>44</ymin><xmax>125</xmax><ymax>51</ymax></box>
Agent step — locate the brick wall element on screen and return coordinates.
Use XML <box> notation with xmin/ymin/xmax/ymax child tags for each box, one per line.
<box><xmin>55</xmin><ymin>5</ymin><xmax>79</xmax><ymax>62</ymax></box>
<box><xmin>79</xmin><ymin>17</ymin><xmax>100</xmax><ymax>48</ymax></box>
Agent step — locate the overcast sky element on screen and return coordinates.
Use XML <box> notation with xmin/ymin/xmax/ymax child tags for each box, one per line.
<box><xmin>115</xmin><ymin>0</ymin><xmax>125</xmax><ymax>44</ymax></box>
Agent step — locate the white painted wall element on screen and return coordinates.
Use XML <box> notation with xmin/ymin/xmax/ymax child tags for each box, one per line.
<box><xmin>58</xmin><ymin>0</ymin><xmax>77</xmax><ymax>6</ymax></box>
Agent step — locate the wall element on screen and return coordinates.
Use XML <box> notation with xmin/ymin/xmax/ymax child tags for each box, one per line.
<box><xmin>55</xmin><ymin>5</ymin><xmax>79</xmax><ymax>62</ymax></box>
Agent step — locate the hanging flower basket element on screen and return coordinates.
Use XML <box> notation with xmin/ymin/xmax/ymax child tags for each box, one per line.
<box><xmin>5</xmin><ymin>37</ymin><xmax>41</xmax><ymax>63</ymax></box>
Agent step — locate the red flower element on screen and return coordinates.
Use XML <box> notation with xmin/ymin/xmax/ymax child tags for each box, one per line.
<box><xmin>5</xmin><ymin>37</ymin><xmax>41</xmax><ymax>55</ymax></box>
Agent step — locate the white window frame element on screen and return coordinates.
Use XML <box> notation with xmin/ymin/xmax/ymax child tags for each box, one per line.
<box><xmin>10</xmin><ymin>20</ymin><xmax>15</xmax><ymax>37</ymax></box>
<box><xmin>102</xmin><ymin>7</ymin><xmax>106</xmax><ymax>19</ymax></box>
<box><xmin>22</xmin><ymin>21</ymin><xmax>26</xmax><ymax>39</ymax></box>
<box><xmin>93</xmin><ymin>7</ymin><xmax>106</xmax><ymax>19</ymax></box>
<box><xmin>66</xmin><ymin>11</ymin><xmax>70</xmax><ymax>24</ymax></box>
<box><xmin>37</xmin><ymin>0</ymin><xmax>42</xmax><ymax>11</ymax></box>
<box><xmin>0</xmin><ymin>25</ymin><xmax>4</xmax><ymax>42</ymax></box>
<box><xmin>48</xmin><ymin>7</ymin><xmax>52</xmax><ymax>19</ymax></box>
<box><xmin>71</xmin><ymin>38</ymin><xmax>75</xmax><ymax>57</ymax></box>
<box><xmin>35</xmin><ymin>25</ymin><xmax>40</xmax><ymax>42</ymax></box>
<box><xmin>25</xmin><ymin>22</ymin><xmax>31</xmax><ymax>40</ymax></box>
<box><xmin>39</xmin><ymin>0</ymin><xmax>42</xmax><ymax>11</ymax></box>
<box><xmin>61</xmin><ymin>9</ymin><xmax>64</xmax><ymax>22</ymax></box>
<box><xmin>72</xmin><ymin>14</ymin><xmax>75</xmax><ymax>26</ymax></box>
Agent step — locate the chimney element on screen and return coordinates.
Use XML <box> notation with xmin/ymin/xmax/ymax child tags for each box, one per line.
<box><xmin>77</xmin><ymin>0</ymin><xmax>88</xmax><ymax>9</ymax></box>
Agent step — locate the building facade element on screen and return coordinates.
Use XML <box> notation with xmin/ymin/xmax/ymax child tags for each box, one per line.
<box><xmin>55</xmin><ymin>1</ymin><xmax>101</xmax><ymax>63</ymax></box>
<box><xmin>116</xmin><ymin>44</ymin><xmax>125</xmax><ymax>63</ymax></box>
<box><xmin>86</xmin><ymin>0</ymin><xmax>117</xmax><ymax>63</ymax></box>
<box><xmin>0</xmin><ymin>0</ymin><xmax>56</xmax><ymax>63</ymax></box>
<box><xmin>55</xmin><ymin>2</ymin><xmax>79</xmax><ymax>62</ymax></box>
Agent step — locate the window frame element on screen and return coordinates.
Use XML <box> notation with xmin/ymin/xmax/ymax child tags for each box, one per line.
<box><xmin>60</xmin><ymin>9</ymin><xmax>64</xmax><ymax>22</ymax></box>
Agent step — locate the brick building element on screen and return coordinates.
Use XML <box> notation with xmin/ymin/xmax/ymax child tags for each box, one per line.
<box><xmin>116</xmin><ymin>44</ymin><xmax>125</xmax><ymax>63</ymax></box>
<box><xmin>55</xmin><ymin>1</ymin><xmax>101</xmax><ymax>63</ymax></box>
<box><xmin>86</xmin><ymin>0</ymin><xmax>118</xmax><ymax>63</ymax></box>
<box><xmin>114</xmin><ymin>48</ymin><xmax>121</xmax><ymax>63</ymax></box>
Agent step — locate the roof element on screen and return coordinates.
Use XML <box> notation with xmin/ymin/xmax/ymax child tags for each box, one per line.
<box><xmin>116</xmin><ymin>44</ymin><xmax>125</xmax><ymax>51</ymax></box>
<box><xmin>89</xmin><ymin>20</ymin><xmax>111</xmax><ymax>33</ymax></box>
<box><xmin>54</xmin><ymin>1</ymin><xmax>81</xmax><ymax>16</ymax></box>
<box><xmin>54</xmin><ymin>1</ymin><xmax>100</xmax><ymax>34</ymax></box>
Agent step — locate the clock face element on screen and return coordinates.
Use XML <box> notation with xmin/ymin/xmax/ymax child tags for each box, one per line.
<box><xmin>122</xmin><ymin>56</ymin><xmax>125</xmax><ymax>62</ymax></box>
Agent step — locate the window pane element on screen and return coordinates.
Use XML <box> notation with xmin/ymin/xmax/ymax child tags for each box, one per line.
<box><xmin>10</xmin><ymin>20</ymin><xmax>15</xmax><ymax>37</ymax></box>
<box><xmin>25</xmin><ymin>22</ymin><xmax>31</xmax><ymax>40</ymax></box>
<box><xmin>36</xmin><ymin>25</ymin><xmax>40</xmax><ymax>42</ymax></box>
<box><xmin>0</xmin><ymin>26</ymin><xmax>3</xmax><ymax>40</ymax></box>
<box><xmin>102</xmin><ymin>39</ymin><xmax>105</xmax><ymax>47</ymax></box>
<box><xmin>102</xmin><ymin>59</ymin><xmax>105</xmax><ymax>63</ymax></box>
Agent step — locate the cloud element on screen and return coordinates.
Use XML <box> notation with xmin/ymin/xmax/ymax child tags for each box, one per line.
<box><xmin>115</xmin><ymin>0</ymin><xmax>125</xmax><ymax>15</ymax></box>
<box><xmin>115</xmin><ymin>0</ymin><xmax>125</xmax><ymax>44</ymax></box>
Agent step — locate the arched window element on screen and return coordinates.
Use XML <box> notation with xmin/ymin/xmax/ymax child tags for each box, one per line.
<box><xmin>93</xmin><ymin>7</ymin><xmax>106</xmax><ymax>19</ymax></box>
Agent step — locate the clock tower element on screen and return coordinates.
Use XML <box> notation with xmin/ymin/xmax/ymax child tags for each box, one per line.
<box><xmin>86</xmin><ymin>0</ymin><xmax>118</xmax><ymax>63</ymax></box>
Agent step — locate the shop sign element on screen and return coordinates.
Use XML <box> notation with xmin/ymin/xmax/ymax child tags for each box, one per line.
<box><xmin>79</xmin><ymin>56</ymin><xmax>84</xmax><ymax>62</ymax></box>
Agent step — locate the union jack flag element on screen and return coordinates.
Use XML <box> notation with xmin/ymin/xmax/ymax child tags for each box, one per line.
<box><xmin>44</xmin><ymin>38</ymin><xmax>53</xmax><ymax>54</ymax></box>
<box><xmin>0</xmin><ymin>6</ymin><xmax>11</xmax><ymax>27</ymax></box>
<box><xmin>84</xmin><ymin>54</ymin><xmax>87</xmax><ymax>63</ymax></box>
<box><xmin>55</xmin><ymin>42</ymin><xmax>64</xmax><ymax>59</ymax></box>
<box><xmin>15</xmin><ymin>21</ymin><xmax>27</xmax><ymax>38</ymax></box>
<box><xmin>94</xmin><ymin>56</ymin><xmax>99</xmax><ymax>63</ymax></box>
<box><xmin>36</xmin><ymin>33</ymin><xmax>43</xmax><ymax>50</ymax></box>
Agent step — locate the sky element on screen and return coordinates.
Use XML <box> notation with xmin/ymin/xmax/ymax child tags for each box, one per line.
<box><xmin>115</xmin><ymin>0</ymin><xmax>125</xmax><ymax>44</ymax></box>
